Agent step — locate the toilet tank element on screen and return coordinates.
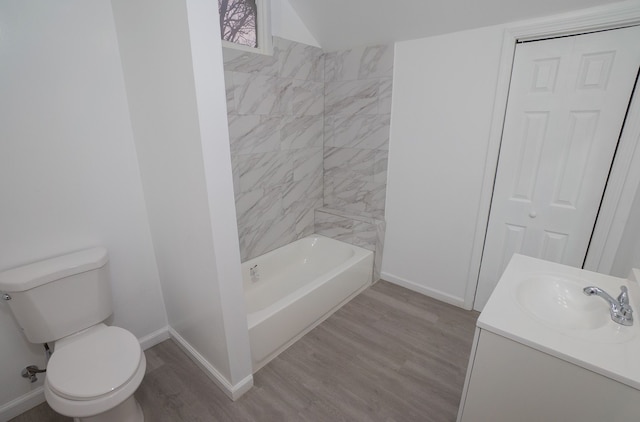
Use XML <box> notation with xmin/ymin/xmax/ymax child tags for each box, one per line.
<box><xmin>0</xmin><ymin>248</ymin><xmax>113</xmax><ymax>344</ymax></box>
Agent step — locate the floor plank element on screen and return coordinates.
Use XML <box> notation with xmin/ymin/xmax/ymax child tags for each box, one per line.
<box><xmin>10</xmin><ymin>280</ymin><xmax>478</xmax><ymax>422</ymax></box>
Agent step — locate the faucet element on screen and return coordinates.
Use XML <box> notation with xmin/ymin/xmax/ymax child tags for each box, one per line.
<box><xmin>250</xmin><ymin>264</ymin><xmax>259</xmax><ymax>282</ymax></box>
<box><xmin>583</xmin><ymin>285</ymin><xmax>633</xmax><ymax>326</ymax></box>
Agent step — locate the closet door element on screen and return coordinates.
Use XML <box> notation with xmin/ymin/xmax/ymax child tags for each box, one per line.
<box><xmin>474</xmin><ymin>26</ymin><xmax>640</xmax><ymax>311</ymax></box>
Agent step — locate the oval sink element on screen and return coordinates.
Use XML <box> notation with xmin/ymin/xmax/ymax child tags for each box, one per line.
<box><xmin>516</xmin><ymin>275</ymin><xmax>609</xmax><ymax>330</ymax></box>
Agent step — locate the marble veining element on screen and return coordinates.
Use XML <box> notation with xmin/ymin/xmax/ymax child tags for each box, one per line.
<box><xmin>231</xmin><ymin>72</ymin><xmax>287</xmax><ymax>115</ymax></box>
<box><xmin>224</xmin><ymin>38</ymin><xmax>326</xmax><ymax>261</ymax></box>
<box><xmin>283</xmin><ymin>177</ymin><xmax>322</xmax><ymax>211</ymax></box>
<box><xmin>280</xmin><ymin>115</ymin><xmax>323</xmax><ymax>150</ymax></box>
<box><xmin>224</xmin><ymin>71</ymin><xmax>237</xmax><ymax>114</ymax></box>
<box><xmin>292</xmin><ymin>147</ymin><xmax>323</xmax><ymax>181</ymax></box>
<box><xmin>236</xmin><ymin>151</ymin><xmax>293</xmax><ymax>193</ymax></box>
<box><xmin>239</xmin><ymin>213</ymin><xmax>299</xmax><ymax>261</ymax></box>
<box><xmin>325</xmin><ymin>44</ymin><xmax>394</xmax><ymax>82</ymax></box>
<box><xmin>290</xmin><ymin>80</ymin><xmax>324</xmax><ymax>116</ymax></box>
<box><xmin>378</xmin><ymin>78</ymin><xmax>394</xmax><ymax>114</ymax></box>
<box><xmin>324</xmin><ymin>147</ymin><xmax>376</xmax><ymax>180</ymax></box>
<box><xmin>324</xmin><ymin>181</ymin><xmax>369</xmax><ymax>215</ymax></box>
<box><xmin>315</xmin><ymin>211</ymin><xmax>355</xmax><ymax>239</ymax></box>
<box><xmin>318</xmin><ymin>43</ymin><xmax>392</xmax><ymax>279</ymax></box>
<box><xmin>315</xmin><ymin>208</ymin><xmax>386</xmax><ymax>281</ymax></box>
<box><xmin>325</xmin><ymin>80</ymin><xmax>380</xmax><ymax>116</ymax></box>
<box><xmin>223</xmin><ymin>37</ymin><xmax>392</xmax><ymax>263</ymax></box>
<box><xmin>235</xmin><ymin>186</ymin><xmax>283</xmax><ymax>231</ymax></box>
<box><xmin>322</xmin><ymin>44</ymin><xmax>392</xmax><ymax>224</ymax></box>
<box><xmin>227</xmin><ymin>114</ymin><xmax>281</xmax><ymax>155</ymax></box>
<box><xmin>324</xmin><ymin>115</ymin><xmax>390</xmax><ymax>150</ymax></box>
<box><xmin>374</xmin><ymin>220</ymin><xmax>386</xmax><ymax>281</ymax></box>
<box><xmin>364</xmin><ymin>182</ymin><xmax>387</xmax><ymax>217</ymax></box>
<box><xmin>289</xmin><ymin>197</ymin><xmax>322</xmax><ymax>236</ymax></box>
<box><xmin>223</xmin><ymin>46</ymin><xmax>280</xmax><ymax>76</ymax></box>
<box><xmin>324</xmin><ymin>146</ymin><xmax>387</xmax><ymax>217</ymax></box>
<box><xmin>373</xmin><ymin>150</ymin><xmax>389</xmax><ymax>183</ymax></box>
<box><xmin>276</xmin><ymin>37</ymin><xmax>325</xmax><ymax>82</ymax></box>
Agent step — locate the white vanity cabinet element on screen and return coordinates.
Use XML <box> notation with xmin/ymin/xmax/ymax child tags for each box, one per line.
<box><xmin>457</xmin><ymin>329</ymin><xmax>640</xmax><ymax>422</ymax></box>
<box><xmin>457</xmin><ymin>255</ymin><xmax>640</xmax><ymax>422</ymax></box>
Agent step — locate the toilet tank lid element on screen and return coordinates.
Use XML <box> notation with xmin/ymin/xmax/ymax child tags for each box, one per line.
<box><xmin>0</xmin><ymin>247</ymin><xmax>108</xmax><ymax>292</ymax></box>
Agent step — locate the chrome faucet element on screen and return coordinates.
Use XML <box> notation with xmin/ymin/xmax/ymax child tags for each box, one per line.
<box><xmin>250</xmin><ymin>264</ymin><xmax>260</xmax><ymax>282</ymax></box>
<box><xmin>583</xmin><ymin>285</ymin><xmax>633</xmax><ymax>326</ymax></box>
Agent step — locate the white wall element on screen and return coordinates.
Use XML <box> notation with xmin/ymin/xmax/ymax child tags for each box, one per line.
<box><xmin>271</xmin><ymin>0</ymin><xmax>320</xmax><ymax>47</ymax></box>
<box><xmin>383</xmin><ymin>8</ymin><xmax>640</xmax><ymax>308</ymax></box>
<box><xmin>381</xmin><ymin>25</ymin><xmax>505</xmax><ymax>307</ymax></box>
<box><xmin>111</xmin><ymin>0</ymin><xmax>252</xmax><ymax>394</ymax></box>
<box><xmin>0</xmin><ymin>1</ymin><xmax>168</xmax><ymax>418</ymax></box>
<box><xmin>286</xmin><ymin>0</ymin><xmax>621</xmax><ymax>50</ymax></box>
<box><xmin>187</xmin><ymin>0</ymin><xmax>253</xmax><ymax>390</ymax></box>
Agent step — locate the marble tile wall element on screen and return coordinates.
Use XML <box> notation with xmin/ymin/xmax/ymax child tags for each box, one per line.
<box><xmin>323</xmin><ymin>45</ymin><xmax>393</xmax><ymax>218</ymax></box>
<box><xmin>223</xmin><ymin>39</ymin><xmax>393</xmax><ymax>271</ymax></box>
<box><xmin>224</xmin><ymin>38</ymin><xmax>325</xmax><ymax>261</ymax></box>
<box><xmin>318</xmin><ymin>44</ymin><xmax>393</xmax><ymax>281</ymax></box>
<box><xmin>314</xmin><ymin>208</ymin><xmax>386</xmax><ymax>281</ymax></box>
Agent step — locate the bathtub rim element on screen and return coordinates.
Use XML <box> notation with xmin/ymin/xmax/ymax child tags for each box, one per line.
<box><xmin>243</xmin><ymin>235</ymin><xmax>374</xmax><ymax>328</ymax></box>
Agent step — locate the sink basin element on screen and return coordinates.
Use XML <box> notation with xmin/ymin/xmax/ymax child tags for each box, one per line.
<box><xmin>516</xmin><ymin>274</ymin><xmax>609</xmax><ymax>330</ymax></box>
<box><xmin>477</xmin><ymin>254</ymin><xmax>640</xmax><ymax>390</ymax></box>
<box><xmin>514</xmin><ymin>273</ymin><xmax>637</xmax><ymax>343</ymax></box>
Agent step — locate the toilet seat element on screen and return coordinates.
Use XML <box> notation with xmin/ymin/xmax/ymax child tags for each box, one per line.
<box><xmin>47</xmin><ymin>324</ymin><xmax>142</xmax><ymax>401</ymax></box>
<box><xmin>44</xmin><ymin>352</ymin><xmax>146</xmax><ymax>419</ymax></box>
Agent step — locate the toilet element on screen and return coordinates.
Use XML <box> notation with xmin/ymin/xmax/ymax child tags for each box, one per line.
<box><xmin>0</xmin><ymin>247</ymin><xmax>146</xmax><ymax>422</ymax></box>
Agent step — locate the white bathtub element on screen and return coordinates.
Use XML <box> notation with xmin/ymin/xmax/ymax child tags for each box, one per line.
<box><xmin>242</xmin><ymin>235</ymin><xmax>374</xmax><ymax>371</ymax></box>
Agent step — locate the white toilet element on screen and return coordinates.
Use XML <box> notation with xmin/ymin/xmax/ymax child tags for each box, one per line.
<box><xmin>0</xmin><ymin>247</ymin><xmax>146</xmax><ymax>422</ymax></box>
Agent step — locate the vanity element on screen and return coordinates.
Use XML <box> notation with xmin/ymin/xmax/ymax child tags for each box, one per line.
<box><xmin>457</xmin><ymin>254</ymin><xmax>640</xmax><ymax>422</ymax></box>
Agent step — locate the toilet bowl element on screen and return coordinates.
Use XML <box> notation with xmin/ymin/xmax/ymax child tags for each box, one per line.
<box><xmin>43</xmin><ymin>324</ymin><xmax>146</xmax><ymax>421</ymax></box>
<box><xmin>0</xmin><ymin>247</ymin><xmax>146</xmax><ymax>421</ymax></box>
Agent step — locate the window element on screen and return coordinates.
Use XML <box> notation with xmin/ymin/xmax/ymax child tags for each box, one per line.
<box><xmin>218</xmin><ymin>0</ymin><xmax>271</xmax><ymax>54</ymax></box>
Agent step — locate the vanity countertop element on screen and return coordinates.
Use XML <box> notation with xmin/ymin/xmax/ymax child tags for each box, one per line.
<box><xmin>478</xmin><ymin>254</ymin><xmax>640</xmax><ymax>390</ymax></box>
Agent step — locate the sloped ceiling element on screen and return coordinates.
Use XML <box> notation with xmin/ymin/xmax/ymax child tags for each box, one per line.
<box><xmin>286</xmin><ymin>0</ymin><xmax>624</xmax><ymax>50</ymax></box>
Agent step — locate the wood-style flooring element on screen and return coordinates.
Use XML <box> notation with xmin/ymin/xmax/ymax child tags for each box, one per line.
<box><xmin>11</xmin><ymin>280</ymin><xmax>479</xmax><ymax>422</ymax></box>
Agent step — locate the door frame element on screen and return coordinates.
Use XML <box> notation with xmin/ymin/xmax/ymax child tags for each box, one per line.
<box><xmin>465</xmin><ymin>2</ymin><xmax>640</xmax><ymax>309</ymax></box>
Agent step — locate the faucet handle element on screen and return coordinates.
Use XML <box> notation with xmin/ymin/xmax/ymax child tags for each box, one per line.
<box><xmin>618</xmin><ymin>285</ymin><xmax>630</xmax><ymax>306</ymax></box>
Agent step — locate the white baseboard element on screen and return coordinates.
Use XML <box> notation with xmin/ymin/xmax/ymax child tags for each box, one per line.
<box><xmin>168</xmin><ymin>328</ymin><xmax>253</xmax><ymax>401</ymax></box>
<box><xmin>0</xmin><ymin>387</ymin><xmax>45</xmax><ymax>422</ymax></box>
<box><xmin>381</xmin><ymin>272</ymin><xmax>468</xmax><ymax>309</ymax></box>
<box><xmin>138</xmin><ymin>326</ymin><xmax>170</xmax><ymax>350</ymax></box>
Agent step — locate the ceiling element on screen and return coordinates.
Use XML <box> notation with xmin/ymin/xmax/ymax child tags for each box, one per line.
<box><xmin>286</xmin><ymin>0</ymin><xmax>625</xmax><ymax>50</ymax></box>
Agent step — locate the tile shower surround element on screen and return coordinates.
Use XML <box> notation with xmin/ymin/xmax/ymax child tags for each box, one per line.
<box><xmin>224</xmin><ymin>38</ymin><xmax>324</xmax><ymax>262</ymax></box>
<box><xmin>314</xmin><ymin>208</ymin><xmax>387</xmax><ymax>281</ymax></box>
<box><xmin>223</xmin><ymin>38</ymin><xmax>392</xmax><ymax>267</ymax></box>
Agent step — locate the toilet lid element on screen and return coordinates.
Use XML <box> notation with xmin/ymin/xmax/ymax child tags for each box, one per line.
<box><xmin>47</xmin><ymin>326</ymin><xmax>142</xmax><ymax>400</ymax></box>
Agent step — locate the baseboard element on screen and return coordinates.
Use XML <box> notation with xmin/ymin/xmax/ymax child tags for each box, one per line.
<box><xmin>168</xmin><ymin>328</ymin><xmax>253</xmax><ymax>401</ymax></box>
<box><xmin>381</xmin><ymin>272</ymin><xmax>467</xmax><ymax>309</ymax></box>
<box><xmin>0</xmin><ymin>326</ymin><xmax>172</xmax><ymax>421</ymax></box>
<box><xmin>0</xmin><ymin>387</ymin><xmax>45</xmax><ymax>422</ymax></box>
<box><xmin>138</xmin><ymin>326</ymin><xmax>170</xmax><ymax>350</ymax></box>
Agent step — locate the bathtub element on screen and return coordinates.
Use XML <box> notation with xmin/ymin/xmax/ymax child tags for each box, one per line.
<box><xmin>242</xmin><ymin>235</ymin><xmax>374</xmax><ymax>371</ymax></box>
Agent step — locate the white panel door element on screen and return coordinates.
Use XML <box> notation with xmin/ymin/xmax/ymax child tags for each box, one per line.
<box><xmin>475</xmin><ymin>26</ymin><xmax>640</xmax><ymax>311</ymax></box>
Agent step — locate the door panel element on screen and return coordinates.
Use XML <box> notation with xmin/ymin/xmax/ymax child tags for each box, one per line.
<box><xmin>474</xmin><ymin>26</ymin><xmax>640</xmax><ymax>311</ymax></box>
